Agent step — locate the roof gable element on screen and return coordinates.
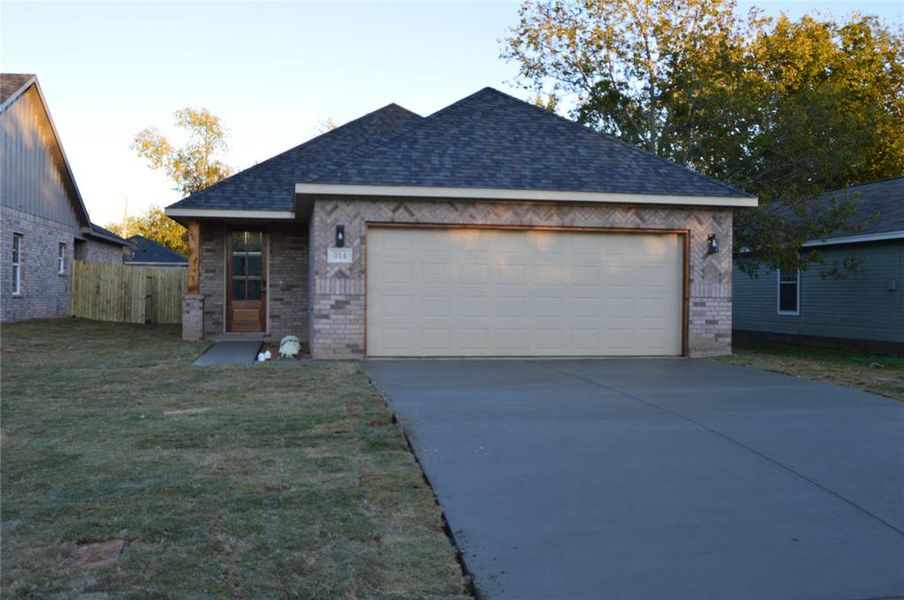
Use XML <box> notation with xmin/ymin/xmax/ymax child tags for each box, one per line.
<box><xmin>312</xmin><ymin>88</ymin><xmax>751</xmax><ymax>199</ymax></box>
<box><xmin>0</xmin><ymin>73</ymin><xmax>92</xmax><ymax>227</ymax></box>
<box><xmin>168</xmin><ymin>103</ymin><xmax>423</xmax><ymax>212</ymax></box>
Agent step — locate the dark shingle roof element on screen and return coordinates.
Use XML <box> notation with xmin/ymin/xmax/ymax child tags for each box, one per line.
<box><xmin>0</xmin><ymin>73</ymin><xmax>35</xmax><ymax>104</ymax></box>
<box><xmin>86</xmin><ymin>223</ymin><xmax>129</xmax><ymax>246</ymax></box>
<box><xmin>769</xmin><ymin>176</ymin><xmax>904</xmax><ymax>240</ymax></box>
<box><xmin>125</xmin><ymin>235</ymin><xmax>188</xmax><ymax>265</ymax></box>
<box><xmin>814</xmin><ymin>177</ymin><xmax>904</xmax><ymax>237</ymax></box>
<box><xmin>314</xmin><ymin>88</ymin><xmax>751</xmax><ymax>197</ymax></box>
<box><xmin>168</xmin><ymin>87</ymin><xmax>751</xmax><ymax>213</ymax></box>
<box><xmin>168</xmin><ymin>103</ymin><xmax>424</xmax><ymax>211</ymax></box>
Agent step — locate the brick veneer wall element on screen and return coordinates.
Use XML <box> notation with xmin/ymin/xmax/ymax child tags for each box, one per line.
<box><xmin>76</xmin><ymin>239</ymin><xmax>124</xmax><ymax>264</ymax></box>
<box><xmin>268</xmin><ymin>224</ymin><xmax>309</xmax><ymax>340</ymax></box>
<box><xmin>197</xmin><ymin>222</ymin><xmax>309</xmax><ymax>340</ymax></box>
<box><xmin>310</xmin><ymin>198</ymin><xmax>734</xmax><ymax>358</ymax></box>
<box><xmin>0</xmin><ymin>205</ymin><xmax>75</xmax><ymax>322</ymax></box>
<box><xmin>199</xmin><ymin>222</ymin><xmax>226</xmax><ymax>336</ymax></box>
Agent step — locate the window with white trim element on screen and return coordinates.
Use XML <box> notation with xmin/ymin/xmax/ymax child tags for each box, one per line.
<box><xmin>58</xmin><ymin>242</ymin><xmax>66</xmax><ymax>274</ymax></box>
<box><xmin>11</xmin><ymin>234</ymin><xmax>22</xmax><ymax>295</ymax></box>
<box><xmin>777</xmin><ymin>268</ymin><xmax>799</xmax><ymax>315</ymax></box>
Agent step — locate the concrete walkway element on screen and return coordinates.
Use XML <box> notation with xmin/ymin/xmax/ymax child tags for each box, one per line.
<box><xmin>192</xmin><ymin>342</ymin><xmax>262</xmax><ymax>366</ymax></box>
<box><xmin>363</xmin><ymin>358</ymin><xmax>904</xmax><ymax>600</ymax></box>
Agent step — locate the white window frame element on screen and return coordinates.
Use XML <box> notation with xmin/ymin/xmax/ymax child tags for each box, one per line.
<box><xmin>11</xmin><ymin>233</ymin><xmax>22</xmax><ymax>295</ymax></box>
<box><xmin>776</xmin><ymin>268</ymin><xmax>800</xmax><ymax>316</ymax></box>
<box><xmin>58</xmin><ymin>242</ymin><xmax>66</xmax><ymax>274</ymax></box>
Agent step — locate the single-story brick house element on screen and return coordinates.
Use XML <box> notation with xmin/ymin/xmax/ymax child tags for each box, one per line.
<box><xmin>165</xmin><ymin>88</ymin><xmax>756</xmax><ymax>358</ymax></box>
<box><xmin>734</xmin><ymin>176</ymin><xmax>903</xmax><ymax>352</ymax></box>
<box><xmin>1</xmin><ymin>73</ymin><xmax>128</xmax><ymax>323</ymax></box>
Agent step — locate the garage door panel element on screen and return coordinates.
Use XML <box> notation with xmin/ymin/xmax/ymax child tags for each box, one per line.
<box><xmin>367</xmin><ymin>227</ymin><xmax>683</xmax><ymax>357</ymax></box>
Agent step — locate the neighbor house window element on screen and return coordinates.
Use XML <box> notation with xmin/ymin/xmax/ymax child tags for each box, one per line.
<box><xmin>11</xmin><ymin>234</ymin><xmax>22</xmax><ymax>295</ymax></box>
<box><xmin>777</xmin><ymin>269</ymin><xmax>799</xmax><ymax>315</ymax></box>
<box><xmin>58</xmin><ymin>242</ymin><xmax>66</xmax><ymax>274</ymax></box>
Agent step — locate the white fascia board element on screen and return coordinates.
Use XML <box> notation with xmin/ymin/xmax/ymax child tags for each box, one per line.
<box><xmin>294</xmin><ymin>183</ymin><xmax>758</xmax><ymax>208</ymax></box>
<box><xmin>165</xmin><ymin>208</ymin><xmax>296</xmax><ymax>220</ymax></box>
<box><xmin>802</xmin><ymin>230</ymin><xmax>904</xmax><ymax>247</ymax></box>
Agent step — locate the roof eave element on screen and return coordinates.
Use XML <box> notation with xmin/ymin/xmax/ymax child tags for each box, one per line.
<box><xmin>81</xmin><ymin>227</ymin><xmax>130</xmax><ymax>246</ymax></box>
<box><xmin>294</xmin><ymin>183</ymin><xmax>758</xmax><ymax>208</ymax></box>
<box><xmin>164</xmin><ymin>207</ymin><xmax>298</xmax><ymax>225</ymax></box>
<box><xmin>802</xmin><ymin>230</ymin><xmax>904</xmax><ymax>248</ymax></box>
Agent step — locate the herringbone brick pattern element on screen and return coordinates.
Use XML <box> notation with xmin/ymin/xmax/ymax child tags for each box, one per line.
<box><xmin>311</xmin><ymin>198</ymin><xmax>735</xmax><ymax>357</ymax></box>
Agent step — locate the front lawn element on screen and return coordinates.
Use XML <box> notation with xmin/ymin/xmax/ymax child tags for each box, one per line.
<box><xmin>0</xmin><ymin>319</ymin><xmax>469</xmax><ymax>598</ymax></box>
<box><xmin>717</xmin><ymin>338</ymin><xmax>904</xmax><ymax>401</ymax></box>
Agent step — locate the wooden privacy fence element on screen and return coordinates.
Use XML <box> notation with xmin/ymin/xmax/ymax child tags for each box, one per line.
<box><xmin>70</xmin><ymin>260</ymin><xmax>187</xmax><ymax>324</ymax></box>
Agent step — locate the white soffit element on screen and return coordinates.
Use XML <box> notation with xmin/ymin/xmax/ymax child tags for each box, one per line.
<box><xmin>165</xmin><ymin>208</ymin><xmax>296</xmax><ymax>220</ymax></box>
<box><xmin>294</xmin><ymin>183</ymin><xmax>758</xmax><ymax>208</ymax></box>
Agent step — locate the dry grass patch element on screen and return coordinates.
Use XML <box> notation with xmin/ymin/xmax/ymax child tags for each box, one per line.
<box><xmin>716</xmin><ymin>338</ymin><xmax>904</xmax><ymax>401</ymax></box>
<box><xmin>1</xmin><ymin>319</ymin><xmax>469</xmax><ymax>598</ymax></box>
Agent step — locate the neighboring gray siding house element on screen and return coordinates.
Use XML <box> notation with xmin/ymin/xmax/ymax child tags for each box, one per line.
<box><xmin>167</xmin><ymin>88</ymin><xmax>756</xmax><ymax>358</ymax></box>
<box><xmin>734</xmin><ymin>177</ymin><xmax>903</xmax><ymax>351</ymax></box>
<box><xmin>0</xmin><ymin>73</ymin><xmax>127</xmax><ymax>322</ymax></box>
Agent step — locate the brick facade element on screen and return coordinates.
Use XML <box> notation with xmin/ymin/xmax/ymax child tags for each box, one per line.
<box><xmin>1</xmin><ymin>206</ymin><xmax>74</xmax><ymax>322</ymax></box>
<box><xmin>309</xmin><ymin>198</ymin><xmax>734</xmax><ymax>358</ymax></box>
<box><xmin>198</xmin><ymin>222</ymin><xmax>309</xmax><ymax>340</ymax></box>
<box><xmin>76</xmin><ymin>239</ymin><xmax>124</xmax><ymax>264</ymax></box>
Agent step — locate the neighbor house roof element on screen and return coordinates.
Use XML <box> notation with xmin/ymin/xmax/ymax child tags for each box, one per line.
<box><xmin>167</xmin><ymin>87</ymin><xmax>754</xmax><ymax>219</ymax></box>
<box><xmin>125</xmin><ymin>235</ymin><xmax>188</xmax><ymax>265</ymax></box>
<box><xmin>0</xmin><ymin>73</ymin><xmax>36</xmax><ymax>106</ymax></box>
<box><xmin>85</xmin><ymin>223</ymin><xmax>130</xmax><ymax>246</ymax></box>
<box><xmin>798</xmin><ymin>176</ymin><xmax>904</xmax><ymax>247</ymax></box>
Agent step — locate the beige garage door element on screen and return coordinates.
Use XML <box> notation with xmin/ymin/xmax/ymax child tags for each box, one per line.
<box><xmin>366</xmin><ymin>227</ymin><xmax>684</xmax><ymax>357</ymax></box>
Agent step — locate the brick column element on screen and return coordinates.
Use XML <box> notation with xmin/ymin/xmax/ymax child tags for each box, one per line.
<box><xmin>182</xmin><ymin>294</ymin><xmax>204</xmax><ymax>341</ymax></box>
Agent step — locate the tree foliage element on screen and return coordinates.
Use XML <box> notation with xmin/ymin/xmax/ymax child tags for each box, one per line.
<box><xmin>132</xmin><ymin>108</ymin><xmax>233</xmax><ymax>197</ymax></box>
<box><xmin>106</xmin><ymin>205</ymin><xmax>189</xmax><ymax>256</ymax></box>
<box><xmin>503</xmin><ymin>1</ymin><xmax>904</xmax><ymax>274</ymax></box>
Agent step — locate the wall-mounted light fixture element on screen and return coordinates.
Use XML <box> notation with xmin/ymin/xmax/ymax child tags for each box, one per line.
<box><xmin>336</xmin><ymin>225</ymin><xmax>345</xmax><ymax>248</ymax></box>
<box><xmin>707</xmin><ymin>234</ymin><xmax>719</xmax><ymax>254</ymax></box>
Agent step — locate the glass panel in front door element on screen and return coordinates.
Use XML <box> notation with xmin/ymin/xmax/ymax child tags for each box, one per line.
<box><xmin>231</xmin><ymin>231</ymin><xmax>263</xmax><ymax>301</ymax></box>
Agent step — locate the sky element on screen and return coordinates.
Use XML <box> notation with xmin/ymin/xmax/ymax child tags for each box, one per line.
<box><xmin>2</xmin><ymin>0</ymin><xmax>902</xmax><ymax>226</ymax></box>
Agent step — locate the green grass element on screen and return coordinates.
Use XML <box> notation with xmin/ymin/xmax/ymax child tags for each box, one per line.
<box><xmin>716</xmin><ymin>338</ymin><xmax>904</xmax><ymax>401</ymax></box>
<box><xmin>1</xmin><ymin>319</ymin><xmax>469</xmax><ymax>598</ymax></box>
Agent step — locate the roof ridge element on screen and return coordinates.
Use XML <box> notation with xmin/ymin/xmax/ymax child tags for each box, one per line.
<box><xmin>176</xmin><ymin>102</ymin><xmax>422</xmax><ymax>203</ymax></box>
<box><xmin>821</xmin><ymin>174</ymin><xmax>904</xmax><ymax>195</ymax></box>
<box><xmin>314</xmin><ymin>86</ymin><xmax>752</xmax><ymax>199</ymax></box>
<box><xmin>473</xmin><ymin>87</ymin><xmax>754</xmax><ymax>198</ymax></box>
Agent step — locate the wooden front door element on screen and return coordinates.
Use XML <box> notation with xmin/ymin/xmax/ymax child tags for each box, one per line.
<box><xmin>227</xmin><ymin>230</ymin><xmax>266</xmax><ymax>332</ymax></box>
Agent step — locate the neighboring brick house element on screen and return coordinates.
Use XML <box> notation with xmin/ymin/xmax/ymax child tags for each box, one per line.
<box><xmin>0</xmin><ymin>73</ymin><xmax>128</xmax><ymax>322</ymax></box>
<box><xmin>734</xmin><ymin>177</ymin><xmax>903</xmax><ymax>352</ymax></box>
<box><xmin>167</xmin><ymin>88</ymin><xmax>756</xmax><ymax>358</ymax></box>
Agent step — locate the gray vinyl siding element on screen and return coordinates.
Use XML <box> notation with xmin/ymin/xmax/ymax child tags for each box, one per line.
<box><xmin>733</xmin><ymin>242</ymin><xmax>904</xmax><ymax>343</ymax></box>
<box><xmin>0</xmin><ymin>86</ymin><xmax>80</xmax><ymax>228</ymax></box>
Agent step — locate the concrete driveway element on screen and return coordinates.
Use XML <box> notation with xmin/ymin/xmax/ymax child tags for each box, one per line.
<box><xmin>362</xmin><ymin>359</ymin><xmax>904</xmax><ymax>600</ymax></box>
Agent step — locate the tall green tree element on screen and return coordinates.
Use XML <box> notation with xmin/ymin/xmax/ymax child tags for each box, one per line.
<box><xmin>132</xmin><ymin>108</ymin><xmax>233</xmax><ymax>197</ymax></box>
<box><xmin>106</xmin><ymin>205</ymin><xmax>189</xmax><ymax>256</ymax></box>
<box><xmin>503</xmin><ymin>1</ymin><xmax>904</xmax><ymax>275</ymax></box>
